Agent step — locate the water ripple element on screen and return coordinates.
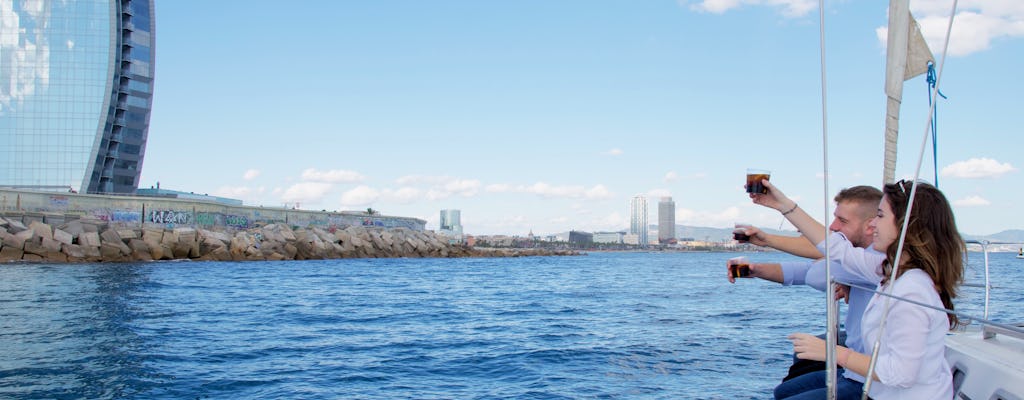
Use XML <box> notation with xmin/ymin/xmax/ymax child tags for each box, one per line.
<box><xmin>1</xmin><ymin>252</ymin><xmax>1020</xmax><ymax>399</ymax></box>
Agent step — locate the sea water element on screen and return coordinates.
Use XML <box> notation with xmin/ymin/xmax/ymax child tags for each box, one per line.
<box><xmin>1</xmin><ymin>251</ymin><xmax>1020</xmax><ymax>399</ymax></box>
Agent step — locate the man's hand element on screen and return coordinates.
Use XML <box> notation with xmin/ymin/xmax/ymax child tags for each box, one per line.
<box><xmin>750</xmin><ymin>180</ymin><xmax>792</xmax><ymax>212</ymax></box>
<box><xmin>734</xmin><ymin>224</ymin><xmax>769</xmax><ymax>247</ymax></box>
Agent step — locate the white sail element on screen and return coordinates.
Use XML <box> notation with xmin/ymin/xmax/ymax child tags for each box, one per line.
<box><xmin>882</xmin><ymin>0</ymin><xmax>935</xmax><ymax>184</ymax></box>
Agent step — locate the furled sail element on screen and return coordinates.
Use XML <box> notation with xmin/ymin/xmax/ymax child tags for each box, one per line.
<box><xmin>882</xmin><ymin>0</ymin><xmax>935</xmax><ymax>184</ymax></box>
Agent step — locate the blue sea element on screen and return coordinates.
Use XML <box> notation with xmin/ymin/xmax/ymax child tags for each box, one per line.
<box><xmin>1</xmin><ymin>251</ymin><xmax>1020</xmax><ymax>399</ymax></box>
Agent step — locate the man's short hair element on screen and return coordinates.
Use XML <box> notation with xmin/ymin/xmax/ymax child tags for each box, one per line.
<box><xmin>835</xmin><ymin>185</ymin><xmax>883</xmax><ymax>218</ymax></box>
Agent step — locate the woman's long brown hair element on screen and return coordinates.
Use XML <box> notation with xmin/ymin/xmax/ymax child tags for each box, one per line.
<box><xmin>882</xmin><ymin>180</ymin><xmax>965</xmax><ymax>328</ymax></box>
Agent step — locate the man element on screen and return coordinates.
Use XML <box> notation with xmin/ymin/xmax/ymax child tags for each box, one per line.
<box><xmin>728</xmin><ymin>186</ymin><xmax>885</xmax><ymax>399</ymax></box>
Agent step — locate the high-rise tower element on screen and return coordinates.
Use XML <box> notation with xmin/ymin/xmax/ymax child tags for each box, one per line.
<box><xmin>439</xmin><ymin>209</ymin><xmax>463</xmax><ymax>242</ymax></box>
<box><xmin>0</xmin><ymin>0</ymin><xmax>156</xmax><ymax>194</ymax></box>
<box><xmin>658</xmin><ymin>196</ymin><xmax>676</xmax><ymax>244</ymax></box>
<box><xmin>630</xmin><ymin>195</ymin><xmax>648</xmax><ymax>246</ymax></box>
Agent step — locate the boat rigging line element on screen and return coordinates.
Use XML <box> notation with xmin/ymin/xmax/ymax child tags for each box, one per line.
<box><xmin>861</xmin><ymin>1</ymin><xmax>960</xmax><ymax>399</ymax></box>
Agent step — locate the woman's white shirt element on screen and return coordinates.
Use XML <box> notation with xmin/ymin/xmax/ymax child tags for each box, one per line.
<box><xmin>861</xmin><ymin>268</ymin><xmax>953</xmax><ymax>399</ymax></box>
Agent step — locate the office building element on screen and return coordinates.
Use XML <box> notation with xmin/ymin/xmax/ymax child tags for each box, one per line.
<box><xmin>439</xmin><ymin>209</ymin><xmax>463</xmax><ymax>242</ymax></box>
<box><xmin>593</xmin><ymin>231</ymin><xmax>625</xmax><ymax>244</ymax></box>
<box><xmin>629</xmin><ymin>195</ymin><xmax>648</xmax><ymax>246</ymax></box>
<box><xmin>658</xmin><ymin>196</ymin><xmax>676</xmax><ymax>244</ymax></box>
<box><xmin>0</xmin><ymin>1</ymin><xmax>156</xmax><ymax>194</ymax></box>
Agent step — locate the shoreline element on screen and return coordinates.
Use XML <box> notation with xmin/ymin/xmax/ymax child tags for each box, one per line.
<box><xmin>0</xmin><ymin>217</ymin><xmax>579</xmax><ymax>264</ymax></box>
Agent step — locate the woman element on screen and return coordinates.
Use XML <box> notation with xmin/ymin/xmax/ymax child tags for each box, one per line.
<box><xmin>759</xmin><ymin>179</ymin><xmax>964</xmax><ymax>399</ymax></box>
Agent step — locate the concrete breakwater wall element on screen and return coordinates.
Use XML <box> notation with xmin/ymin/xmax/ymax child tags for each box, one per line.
<box><xmin>0</xmin><ymin>188</ymin><xmax>427</xmax><ymax>232</ymax></box>
<box><xmin>0</xmin><ymin>217</ymin><xmax>579</xmax><ymax>263</ymax></box>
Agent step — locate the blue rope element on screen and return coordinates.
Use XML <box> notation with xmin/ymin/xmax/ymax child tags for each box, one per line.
<box><xmin>927</xmin><ymin>62</ymin><xmax>947</xmax><ymax>187</ymax></box>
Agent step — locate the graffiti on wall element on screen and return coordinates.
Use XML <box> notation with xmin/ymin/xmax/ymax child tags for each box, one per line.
<box><xmin>196</xmin><ymin>212</ymin><xmax>250</xmax><ymax>228</ymax></box>
<box><xmin>150</xmin><ymin>210</ymin><xmax>191</xmax><ymax>225</ymax></box>
<box><xmin>49</xmin><ymin>196</ymin><xmax>69</xmax><ymax>208</ymax></box>
<box><xmin>112</xmin><ymin>210</ymin><xmax>141</xmax><ymax>222</ymax></box>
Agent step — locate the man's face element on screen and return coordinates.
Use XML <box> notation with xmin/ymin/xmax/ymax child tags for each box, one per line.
<box><xmin>828</xmin><ymin>200</ymin><xmax>875</xmax><ymax>248</ymax></box>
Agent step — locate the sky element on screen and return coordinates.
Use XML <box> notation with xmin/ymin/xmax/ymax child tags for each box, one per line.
<box><xmin>142</xmin><ymin>0</ymin><xmax>1023</xmax><ymax>237</ymax></box>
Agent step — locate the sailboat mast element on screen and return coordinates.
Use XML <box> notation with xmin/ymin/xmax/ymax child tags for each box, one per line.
<box><xmin>882</xmin><ymin>0</ymin><xmax>912</xmax><ymax>185</ymax></box>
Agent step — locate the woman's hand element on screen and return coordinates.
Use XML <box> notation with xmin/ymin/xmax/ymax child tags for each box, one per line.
<box><xmin>788</xmin><ymin>332</ymin><xmax>827</xmax><ymax>361</ymax></box>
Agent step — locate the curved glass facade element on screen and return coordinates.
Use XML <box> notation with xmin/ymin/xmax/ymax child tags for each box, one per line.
<box><xmin>0</xmin><ymin>0</ymin><xmax>154</xmax><ymax>194</ymax></box>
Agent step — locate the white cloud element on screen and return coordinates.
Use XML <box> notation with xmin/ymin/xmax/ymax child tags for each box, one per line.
<box><xmin>389</xmin><ymin>187</ymin><xmax>421</xmax><ymax>203</ymax></box>
<box><xmin>444</xmin><ymin>179</ymin><xmax>481</xmax><ymax>197</ymax></box>
<box><xmin>392</xmin><ymin>175</ymin><xmax>480</xmax><ymax>199</ymax></box>
<box><xmin>243</xmin><ymin>169</ymin><xmax>261</xmax><ymax>181</ymax></box>
<box><xmin>940</xmin><ymin>157</ymin><xmax>1016</xmax><ymax>178</ymax></box>
<box><xmin>602</xmin><ymin>148</ymin><xmax>624</xmax><ymax>156</ymax></box>
<box><xmin>301</xmin><ymin>168</ymin><xmax>365</xmax><ymax>183</ymax></box>
<box><xmin>340</xmin><ymin>185</ymin><xmax>380</xmax><ymax>207</ymax></box>
<box><xmin>396</xmin><ymin>174</ymin><xmax>453</xmax><ymax>185</ymax></box>
<box><xmin>596</xmin><ymin>212</ymin><xmax>629</xmax><ymax>230</ymax></box>
<box><xmin>954</xmin><ymin>195</ymin><xmax>991</xmax><ymax>207</ymax></box>
<box><xmin>520</xmin><ymin>182</ymin><xmax>613</xmax><ymax>200</ymax></box>
<box><xmin>676</xmin><ymin>206</ymin><xmax>743</xmax><ymax>228</ymax></box>
<box><xmin>281</xmin><ymin>182</ymin><xmax>333</xmax><ymax>203</ymax></box>
<box><xmin>874</xmin><ymin>2</ymin><xmax>1024</xmax><ymax>57</ymax></box>
<box><xmin>688</xmin><ymin>0</ymin><xmax>817</xmax><ymax>18</ymax></box>
<box><xmin>485</xmin><ymin>183</ymin><xmax>513</xmax><ymax>193</ymax></box>
<box><xmin>665</xmin><ymin>171</ymin><xmax>679</xmax><ymax>182</ymax></box>
<box><xmin>585</xmin><ymin>184</ymin><xmax>613</xmax><ymax>200</ymax></box>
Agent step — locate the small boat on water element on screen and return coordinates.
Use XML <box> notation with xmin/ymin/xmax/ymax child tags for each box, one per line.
<box><xmin>1016</xmin><ymin>248</ymin><xmax>1023</xmax><ymax>259</ymax></box>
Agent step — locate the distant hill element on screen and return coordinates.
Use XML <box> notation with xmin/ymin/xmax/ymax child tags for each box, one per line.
<box><xmin>963</xmin><ymin>229</ymin><xmax>1024</xmax><ymax>243</ymax></box>
<box><xmin>674</xmin><ymin>225</ymin><xmax>798</xmax><ymax>242</ymax></box>
<box><xmin>549</xmin><ymin>226</ymin><xmax>1022</xmax><ymax>247</ymax></box>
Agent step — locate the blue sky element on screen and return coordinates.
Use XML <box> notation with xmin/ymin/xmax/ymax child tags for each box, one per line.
<box><xmin>142</xmin><ymin>0</ymin><xmax>1022</xmax><ymax>236</ymax></box>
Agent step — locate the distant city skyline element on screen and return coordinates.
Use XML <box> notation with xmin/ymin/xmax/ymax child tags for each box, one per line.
<box><xmin>141</xmin><ymin>2</ymin><xmax>1022</xmax><ymax>236</ymax></box>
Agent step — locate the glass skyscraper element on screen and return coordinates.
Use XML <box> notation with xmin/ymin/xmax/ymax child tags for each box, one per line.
<box><xmin>629</xmin><ymin>195</ymin><xmax>648</xmax><ymax>246</ymax></box>
<box><xmin>0</xmin><ymin>0</ymin><xmax>155</xmax><ymax>194</ymax></box>
<box><xmin>439</xmin><ymin>209</ymin><xmax>463</xmax><ymax>239</ymax></box>
<box><xmin>658</xmin><ymin>196</ymin><xmax>675</xmax><ymax>244</ymax></box>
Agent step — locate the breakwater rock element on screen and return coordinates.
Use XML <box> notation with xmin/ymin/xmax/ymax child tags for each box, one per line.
<box><xmin>0</xmin><ymin>217</ymin><xmax>579</xmax><ymax>263</ymax></box>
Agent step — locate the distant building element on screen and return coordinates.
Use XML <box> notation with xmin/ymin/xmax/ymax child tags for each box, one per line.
<box><xmin>136</xmin><ymin>184</ymin><xmax>242</xmax><ymax>206</ymax></box>
<box><xmin>0</xmin><ymin>1</ymin><xmax>156</xmax><ymax>194</ymax></box>
<box><xmin>439</xmin><ymin>209</ymin><xmax>463</xmax><ymax>242</ymax></box>
<box><xmin>568</xmin><ymin>230</ymin><xmax>593</xmax><ymax>245</ymax></box>
<box><xmin>623</xmin><ymin>233</ymin><xmax>640</xmax><ymax>246</ymax></box>
<box><xmin>630</xmin><ymin>195</ymin><xmax>649</xmax><ymax>246</ymax></box>
<box><xmin>593</xmin><ymin>231</ymin><xmax>626</xmax><ymax>244</ymax></box>
<box><xmin>658</xmin><ymin>197</ymin><xmax>676</xmax><ymax>244</ymax></box>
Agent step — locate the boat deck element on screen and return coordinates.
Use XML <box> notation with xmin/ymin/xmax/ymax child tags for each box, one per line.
<box><xmin>946</xmin><ymin>326</ymin><xmax>1024</xmax><ymax>400</ymax></box>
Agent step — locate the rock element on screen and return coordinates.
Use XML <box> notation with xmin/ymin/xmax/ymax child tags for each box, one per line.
<box><xmin>100</xmin><ymin>229</ymin><xmax>132</xmax><ymax>256</ymax></box>
<box><xmin>59</xmin><ymin>220</ymin><xmax>86</xmax><ymax>238</ymax></box>
<box><xmin>79</xmin><ymin>231</ymin><xmax>102</xmax><ymax>247</ymax></box>
<box><xmin>1</xmin><ymin>245</ymin><xmax>24</xmax><ymax>261</ymax></box>
<box><xmin>0</xmin><ymin>231</ymin><xmax>16</xmax><ymax>249</ymax></box>
<box><xmin>62</xmin><ymin>244</ymin><xmax>87</xmax><ymax>262</ymax></box>
<box><xmin>128</xmin><ymin>239</ymin><xmax>153</xmax><ymax>261</ymax></box>
<box><xmin>28</xmin><ymin>221</ymin><xmax>53</xmax><ymax>241</ymax></box>
<box><xmin>22</xmin><ymin>253</ymin><xmax>44</xmax><ymax>262</ymax></box>
<box><xmin>53</xmin><ymin>228</ymin><xmax>74</xmax><ymax>246</ymax></box>
<box><xmin>100</xmin><ymin>243</ymin><xmax>129</xmax><ymax>262</ymax></box>
<box><xmin>5</xmin><ymin>218</ymin><xmax>28</xmax><ymax>234</ymax></box>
